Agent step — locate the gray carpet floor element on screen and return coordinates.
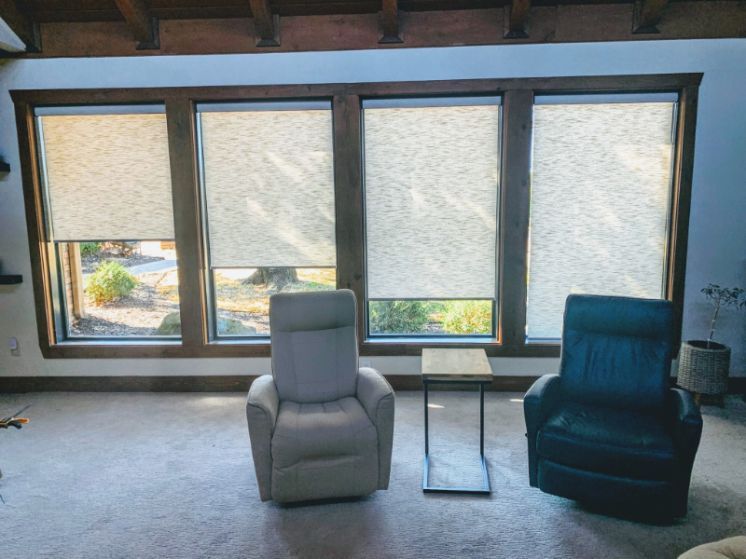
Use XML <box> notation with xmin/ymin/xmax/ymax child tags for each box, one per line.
<box><xmin>0</xmin><ymin>390</ymin><xmax>744</xmax><ymax>559</ymax></box>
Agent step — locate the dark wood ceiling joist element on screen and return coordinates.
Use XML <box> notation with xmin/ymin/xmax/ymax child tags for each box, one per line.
<box><xmin>504</xmin><ymin>0</ymin><xmax>531</xmax><ymax>38</ymax></box>
<box><xmin>632</xmin><ymin>0</ymin><xmax>669</xmax><ymax>33</ymax></box>
<box><xmin>0</xmin><ymin>0</ymin><xmax>41</xmax><ymax>51</ymax></box>
<box><xmin>249</xmin><ymin>0</ymin><xmax>280</xmax><ymax>46</ymax></box>
<box><xmin>13</xmin><ymin>0</ymin><xmax>746</xmax><ymax>58</ymax></box>
<box><xmin>113</xmin><ymin>0</ymin><xmax>160</xmax><ymax>48</ymax></box>
<box><xmin>379</xmin><ymin>0</ymin><xmax>403</xmax><ymax>43</ymax></box>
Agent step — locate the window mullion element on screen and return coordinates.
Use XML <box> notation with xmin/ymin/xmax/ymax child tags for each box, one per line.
<box><xmin>332</xmin><ymin>94</ymin><xmax>366</xmax><ymax>345</ymax></box>
<box><xmin>165</xmin><ymin>96</ymin><xmax>208</xmax><ymax>349</ymax></box>
<box><xmin>498</xmin><ymin>89</ymin><xmax>534</xmax><ymax>351</ymax></box>
<box><xmin>667</xmin><ymin>85</ymin><xmax>698</xmax><ymax>349</ymax></box>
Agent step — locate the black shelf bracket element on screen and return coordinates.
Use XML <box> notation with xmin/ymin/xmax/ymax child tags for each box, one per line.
<box><xmin>0</xmin><ymin>275</ymin><xmax>23</xmax><ymax>285</ymax></box>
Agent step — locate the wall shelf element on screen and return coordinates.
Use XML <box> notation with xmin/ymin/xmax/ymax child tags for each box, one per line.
<box><xmin>0</xmin><ymin>275</ymin><xmax>23</xmax><ymax>285</ymax></box>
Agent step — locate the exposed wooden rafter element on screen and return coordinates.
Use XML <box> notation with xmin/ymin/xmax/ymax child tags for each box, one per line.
<box><xmin>249</xmin><ymin>0</ymin><xmax>280</xmax><ymax>47</ymax></box>
<box><xmin>14</xmin><ymin>0</ymin><xmax>746</xmax><ymax>59</ymax></box>
<box><xmin>379</xmin><ymin>0</ymin><xmax>402</xmax><ymax>44</ymax></box>
<box><xmin>113</xmin><ymin>0</ymin><xmax>159</xmax><ymax>49</ymax></box>
<box><xmin>0</xmin><ymin>0</ymin><xmax>40</xmax><ymax>52</ymax></box>
<box><xmin>633</xmin><ymin>0</ymin><xmax>669</xmax><ymax>33</ymax></box>
<box><xmin>504</xmin><ymin>0</ymin><xmax>531</xmax><ymax>39</ymax></box>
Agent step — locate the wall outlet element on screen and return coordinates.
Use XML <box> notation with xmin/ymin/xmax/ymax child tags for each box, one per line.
<box><xmin>9</xmin><ymin>337</ymin><xmax>20</xmax><ymax>356</ymax></box>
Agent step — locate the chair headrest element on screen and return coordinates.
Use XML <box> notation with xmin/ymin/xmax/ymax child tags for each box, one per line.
<box><xmin>270</xmin><ymin>289</ymin><xmax>357</xmax><ymax>333</ymax></box>
<box><xmin>563</xmin><ymin>294</ymin><xmax>674</xmax><ymax>342</ymax></box>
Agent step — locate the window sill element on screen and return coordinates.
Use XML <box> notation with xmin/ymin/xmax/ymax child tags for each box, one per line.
<box><xmin>209</xmin><ymin>338</ymin><xmax>270</xmax><ymax>345</ymax></box>
<box><xmin>43</xmin><ymin>340</ymin><xmax>271</xmax><ymax>358</ymax></box>
<box><xmin>361</xmin><ymin>339</ymin><xmax>560</xmax><ymax>358</ymax></box>
<box><xmin>56</xmin><ymin>339</ymin><xmax>182</xmax><ymax>346</ymax></box>
<box><xmin>41</xmin><ymin>337</ymin><xmax>559</xmax><ymax>359</ymax></box>
<box><xmin>366</xmin><ymin>336</ymin><xmax>494</xmax><ymax>344</ymax></box>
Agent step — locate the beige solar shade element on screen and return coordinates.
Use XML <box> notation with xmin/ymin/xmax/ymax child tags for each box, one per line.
<box><xmin>200</xmin><ymin>109</ymin><xmax>336</xmax><ymax>267</ymax></box>
<box><xmin>364</xmin><ymin>104</ymin><xmax>499</xmax><ymax>299</ymax></box>
<box><xmin>526</xmin><ymin>101</ymin><xmax>675</xmax><ymax>339</ymax></box>
<box><xmin>39</xmin><ymin>113</ymin><xmax>175</xmax><ymax>241</ymax></box>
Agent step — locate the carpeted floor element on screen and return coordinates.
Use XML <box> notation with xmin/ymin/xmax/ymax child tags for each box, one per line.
<box><xmin>0</xmin><ymin>390</ymin><xmax>744</xmax><ymax>559</ymax></box>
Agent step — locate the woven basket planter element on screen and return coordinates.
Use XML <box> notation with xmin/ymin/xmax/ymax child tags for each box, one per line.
<box><xmin>677</xmin><ymin>340</ymin><xmax>731</xmax><ymax>395</ymax></box>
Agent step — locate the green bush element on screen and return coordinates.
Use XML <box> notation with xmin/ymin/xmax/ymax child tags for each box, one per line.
<box><xmin>442</xmin><ymin>300</ymin><xmax>492</xmax><ymax>335</ymax></box>
<box><xmin>79</xmin><ymin>242</ymin><xmax>102</xmax><ymax>257</ymax></box>
<box><xmin>86</xmin><ymin>261</ymin><xmax>137</xmax><ymax>305</ymax></box>
<box><xmin>369</xmin><ymin>301</ymin><xmax>430</xmax><ymax>334</ymax></box>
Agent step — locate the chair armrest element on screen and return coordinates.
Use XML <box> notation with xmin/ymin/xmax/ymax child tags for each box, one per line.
<box><xmin>524</xmin><ymin>373</ymin><xmax>562</xmax><ymax>436</ymax></box>
<box><xmin>357</xmin><ymin>367</ymin><xmax>395</xmax><ymax>489</ymax></box>
<box><xmin>668</xmin><ymin>387</ymin><xmax>703</xmax><ymax>457</ymax></box>
<box><xmin>247</xmin><ymin>374</ymin><xmax>279</xmax><ymax>427</ymax></box>
<box><xmin>524</xmin><ymin>374</ymin><xmax>561</xmax><ymax>486</ymax></box>
<box><xmin>246</xmin><ymin>375</ymin><xmax>280</xmax><ymax>501</ymax></box>
<box><xmin>357</xmin><ymin>367</ymin><xmax>394</xmax><ymax>422</ymax></box>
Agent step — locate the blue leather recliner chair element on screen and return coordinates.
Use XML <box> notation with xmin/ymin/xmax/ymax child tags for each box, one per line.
<box><xmin>524</xmin><ymin>294</ymin><xmax>703</xmax><ymax>519</ymax></box>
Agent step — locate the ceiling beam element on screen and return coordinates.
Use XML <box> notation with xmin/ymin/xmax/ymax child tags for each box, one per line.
<box><xmin>632</xmin><ymin>0</ymin><xmax>669</xmax><ymax>34</ymax></box>
<box><xmin>379</xmin><ymin>0</ymin><xmax>402</xmax><ymax>44</ymax></box>
<box><xmin>113</xmin><ymin>0</ymin><xmax>159</xmax><ymax>49</ymax></box>
<box><xmin>0</xmin><ymin>0</ymin><xmax>40</xmax><ymax>52</ymax></box>
<box><xmin>504</xmin><ymin>0</ymin><xmax>531</xmax><ymax>39</ymax></box>
<box><xmin>249</xmin><ymin>0</ymin><xmax>280</xmax><ymax>47</ymax></box>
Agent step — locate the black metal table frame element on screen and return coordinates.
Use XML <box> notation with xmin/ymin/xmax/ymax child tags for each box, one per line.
<box><xmin>422</xmin><ymin>377</ymin><xmax>491</xmax><ymax>494</ymax></box>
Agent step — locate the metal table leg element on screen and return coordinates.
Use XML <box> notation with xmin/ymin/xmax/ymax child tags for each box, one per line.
<box><xmin>424</xmin><ymin>379</ymin><xmax>429</xmax><ymax>456</ymax></box>
<box><xmin>422</xmin><ymin>379</ymin><xmax>491</xmax><ymax>495</ymax></box>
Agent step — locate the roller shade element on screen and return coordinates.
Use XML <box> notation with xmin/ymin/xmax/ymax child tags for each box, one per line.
<box><xmin>364</xmin><ymin>102</ymin><xmax>500</xmax><ymax>300</ymax></box>
<box><xmin>526</xmin><ymin>100</ymin><xmax>676</xmax><ymax>340</ymax></box>
<box><xmin>199</xmin><ymin>106</ymin><xmax>336</xmax><ymax>268</ymax></box>
<box><xmin>38</xmin><ymin>110</ymin><xmax>174</xmax><ymax>241</ymax></box>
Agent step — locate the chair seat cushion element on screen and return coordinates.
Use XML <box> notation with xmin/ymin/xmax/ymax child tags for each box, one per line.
<box><xmin>537</xmin><ymin>402</ymin><xmax>677</xmax><ymax>480</ymax></box>
<box><xmin>272</xmin><ymin>397</ymin><xmax>377</xmax><ymax>467</ymax></box>
<box><xmin>678</xmin><ymin>537</ymin><xmax>746</xmax><ymax>559</ymax></box>
<box><xmin>270</xmin><ymin>397</ymin><xmax>379</xmax><ymax>502</ymax></box>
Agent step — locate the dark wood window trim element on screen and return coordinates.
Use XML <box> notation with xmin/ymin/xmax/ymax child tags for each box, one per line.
<box><xmin>11</xmin><ymin>73</ymin><xmax>701</xmax><ymax>358</ymax></box>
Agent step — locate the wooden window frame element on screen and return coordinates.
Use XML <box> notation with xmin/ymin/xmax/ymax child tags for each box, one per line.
<box><xmin>11</xmin><ymin>73</ymin><xmax>701</xmax><ymax>359</ymax></box>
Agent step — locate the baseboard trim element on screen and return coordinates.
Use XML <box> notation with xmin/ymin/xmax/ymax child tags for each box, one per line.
<box><xmin>0</xmin><ymin>375</ymin><xmax>255</xmax><ymax>392</ymax></box>
<box><xmin>1</xmin><ymin>375</ymin><xmax>744</xmax><ymax>394</ymax></box>
<box><xmin>0</xmin><ymin>375</ymin><xmax>540</xmax><ymax>393</ymax></box>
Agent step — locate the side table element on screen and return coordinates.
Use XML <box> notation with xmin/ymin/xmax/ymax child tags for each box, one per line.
<box><xmin>421</xmin><ymin>348</ymin><xmax>492</xmax><ymax>494</ymax></box>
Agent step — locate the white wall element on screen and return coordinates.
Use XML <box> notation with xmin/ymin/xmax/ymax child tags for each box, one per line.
<box><xmin>1</xmin><ymin>39</ymin><xmax>744</xmax><ymax>378</ymax></box>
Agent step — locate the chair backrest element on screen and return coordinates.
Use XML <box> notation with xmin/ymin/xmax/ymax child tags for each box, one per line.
<box><xmin>270</xmin><ymin>289</ymin><xmax>359</xmax><ymax>403</ymax></box>
<box><xmin>559</xmin><ymin>294</ymin><xmax>674</xmax><ymax>410</ymax></box>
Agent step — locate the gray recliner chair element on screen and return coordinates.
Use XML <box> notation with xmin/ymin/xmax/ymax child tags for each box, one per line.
<box><xmin>246</xmin><ymin>289</ymin><xmax>395</xmax><ymax>503</ymax></box>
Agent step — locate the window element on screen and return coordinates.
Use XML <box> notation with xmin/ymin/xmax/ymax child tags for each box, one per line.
<box><xmin>36</xmin><ymin>106</ymin><xmax>181</xmax><ymax>339</ymax></box>
<box><xmin>197</xmin><ymin>102</ymin><xmax>337</xmax><ymax>338</ymax></box>
<box><xmin>13</xmin><ymin>75</ymin><xmax>697</xmax><ymax>357</ymax></box>
<box><xmin>526</xmin><ymin>94</ymin><xmax>677</xmax><ymax>340</ymax></box>
<box><xmin>363</xmin><ymin>98</ymin><xmax>501</xmax><ymax>338</ymax></box>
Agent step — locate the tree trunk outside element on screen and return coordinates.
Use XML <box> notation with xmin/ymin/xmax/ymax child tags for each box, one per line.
<box><xmin>245</xmin><ymin>267</ymin><xmax>298</xmax><ymax>289</ymax></box>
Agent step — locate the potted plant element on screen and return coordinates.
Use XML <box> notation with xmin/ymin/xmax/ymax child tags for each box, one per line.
<box><xmin>677</xmin><ymin>284</ymin><xmax>746</xmax><ymax>405</ymax></box>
